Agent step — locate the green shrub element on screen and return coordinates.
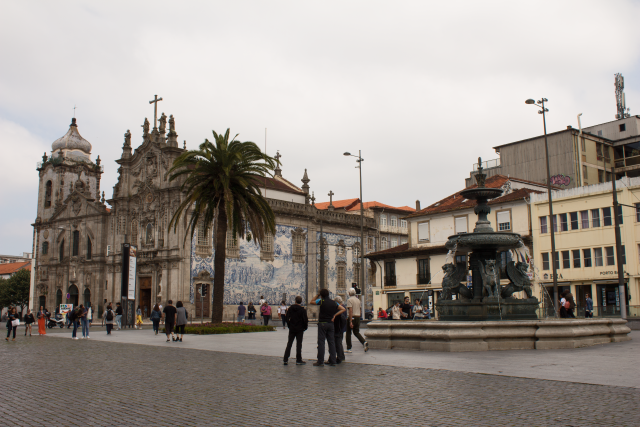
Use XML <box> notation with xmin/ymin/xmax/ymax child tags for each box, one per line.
<box><xmin>162</xmin><ymin>322</ymin><xmax>275</xmax><ymax>335</ymax></box>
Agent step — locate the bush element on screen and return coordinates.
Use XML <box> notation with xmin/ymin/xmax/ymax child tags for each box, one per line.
<box><xmin>162</xmin><ymin>322</ymin><xmax>275</xmax><ymax>335</ymax></box>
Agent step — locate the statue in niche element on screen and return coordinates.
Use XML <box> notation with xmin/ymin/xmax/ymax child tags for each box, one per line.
<box><xmin>124</xmin><ymin>129</ymin><xmax>131</xmax><ymax>147</ymax></box>
<box><xmin>479</xmin><ymin>259</ymin><xmax>500</xmax><ymax>298</ymax></box>
<box><xmin>142</xmin><ymin>118</ymin><xmax>150</xmax><ymax>138</ymax></box>
<box><xmin>441</xmin><ymin>263</ymin><xmax>472</xmax><ymax>300</ymax></box>
<box><xmin>502</xmin><ymin>261</ymin><xmax>534</xmax><ymax>299</ymax></box>
<box><xmin>159</xmin><ymin>112</ymin><xmax>167</xmax><ymax>134</ymax></box>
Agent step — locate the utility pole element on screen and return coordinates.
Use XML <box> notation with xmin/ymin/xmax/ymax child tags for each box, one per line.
<box><xmin>611</xmin><ymin>166</ymin><xmax>627</xmax><ymax>319</ymax></box>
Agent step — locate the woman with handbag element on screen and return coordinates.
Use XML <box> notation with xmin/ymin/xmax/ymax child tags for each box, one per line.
<box><xmin>6</xmin><ymin>307</ymin><xmax>19</xmax><ymax>341</ymax></box>
<box><xmin>260</xmin><ymin>302</ymin><xmax>272</xmax><ymax>325</ymax></box>
<box><xmin>37</xmin><ymin>306</ymin><xmax>46</xmax><ymax>335</ymax></box>
<box><xmin>150</xmin><ymin>304</ymin><xmax>161</xmax><ymax>335</ymax></box>
<box><xmin>23</xmin><ymin>309</ymin><xmax>35</xmax><ymax>336</ymax></box>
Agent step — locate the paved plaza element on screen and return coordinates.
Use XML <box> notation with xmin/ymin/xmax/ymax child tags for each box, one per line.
<box><xmin>1</xmin><ymin>326</ymin><xmax>638</xmax><ymax>426</ymax></box>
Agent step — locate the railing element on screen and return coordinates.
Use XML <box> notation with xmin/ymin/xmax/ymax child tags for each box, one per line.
<box><xmin>379</xmin><ymin>224</ymin><xmax>407</xmax><ymax>235</ymax></box>
<box><xmin>379</xmin><ymin>224</ymin><xmax>388</xmax><ymax>232</ymax></box>
<box><xmin>417</xmin><ymin>274</ymin><xmax>431</xmax><ymax>285</ymax></box>
<box><xmin>473</xmin><ymin>158</ymin><xmax>501</xmax><ymax>171</ymax></box>
<box><xmin>615</xmin><ymin>155</ymin><xmax>640</xmax><ymax>169</ymax></box>
<box><xmin>384</xmin><ymin>276</ymin><xmax>396</xmax><ymax>287</ymax></box>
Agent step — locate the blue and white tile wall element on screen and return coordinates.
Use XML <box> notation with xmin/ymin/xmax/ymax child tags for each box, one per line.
<box><xmin>190</xmin><ymin>224</ymin><xmax>308</xmax><ymax>305</ymax></box>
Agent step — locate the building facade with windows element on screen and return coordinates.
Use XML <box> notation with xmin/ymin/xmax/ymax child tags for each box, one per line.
<box><xmin>367</xmin><ymin>175</ymin><xmax>546</xmax><ymax>317</ymax></box>
<box><xmin>530</xmin><ymin>177</ymin><xmax>640</xmax><ymax>316</ymax></box>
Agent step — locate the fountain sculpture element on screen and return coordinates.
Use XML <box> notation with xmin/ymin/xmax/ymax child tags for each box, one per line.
<box><xmin>435</xmin><ymin>158</ymin><xmax>539</xmax><ymax>321</ymax></box>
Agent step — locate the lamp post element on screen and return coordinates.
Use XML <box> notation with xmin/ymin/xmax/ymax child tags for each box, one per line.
<box><xmin>344</xmin><ymin>151</ymin><xmax>366</xmax><ymax>308</ymax></box>
<box><xmin>525</xmin><ymin>98</ymin><xmax>559</xmax><ymax>314</ymax></box>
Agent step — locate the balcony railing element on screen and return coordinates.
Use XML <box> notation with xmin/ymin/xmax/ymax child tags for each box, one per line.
<box><xmin>384</xmin><ymin>275</ymin><xmax>396</xmax><ymax>287</ymax></box>
<box><xmin>417</xmin><ymin>274</ymin><xmax>431</xmax><ymax>285</ymax></box>
<box><xmin>615</xmin><ymin>155</ymin><xmax>640</xmax><ymax>169</ymax></box>
<box><xmin>379</xmin><ymin>224</ymin><xmax>408</xmax><ymax>235</ymax></box>
<box><xmin>473</xmin><ymin>158</ymin><xmax>500</xmax><ymax>171</ymax></box>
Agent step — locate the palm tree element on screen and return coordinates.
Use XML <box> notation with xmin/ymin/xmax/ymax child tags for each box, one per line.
<box><xmin>167</xmin><ymin>129</ymin><xmax>277</xmax><ymax>323</ymax></box>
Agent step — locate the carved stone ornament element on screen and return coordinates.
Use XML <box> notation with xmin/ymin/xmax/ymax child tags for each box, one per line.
<box><xmin>43</xmin><ymin>230</ymin><xmax>49</xmax><ymax>239</ymax></box>
<box><xmin>71</xmin><ymin>196</ymin><xmax>82</xmax><ymax>216</ymax></box>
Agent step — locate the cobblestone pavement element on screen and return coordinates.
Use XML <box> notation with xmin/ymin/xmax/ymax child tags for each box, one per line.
<box><xmin>2</xmin><ymin>337</ymin><xmax>638</xmax><ymax>427</ymax></box>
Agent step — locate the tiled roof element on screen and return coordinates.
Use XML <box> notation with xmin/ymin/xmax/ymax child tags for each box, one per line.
<box><xmin>348</xmin><ymin>201</ymin><xmax>415</xmax><ymax>213</ymax></box>
<box><xmin>256</xmin><ymin>176</ymin><xmax>306</xmax><ymax>196</ymax></box>
<box><xmin>0</xmin><ymin>261</ymin><xmax>31</xmax><ymax>275</ymax></box>
<box><xmin>315</xmin><ymin>198</ymin><xmax>360</xmax><ymax>210</ymax></box>
<box><xmin>316</xmin><ymin>199</ymin><xmax>415</xmax><ymax>213</ymax></box>
<box><xmin>407</xmin><ymin>175</ymin><xmax>543</xmax><ymax>218</ymax></box>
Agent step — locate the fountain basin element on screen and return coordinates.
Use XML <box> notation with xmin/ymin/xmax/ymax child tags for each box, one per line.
<box><xmin>459</xmin><ymin>187</ymin><xmax>503</xmax><ymax>200</ymax></box>
<box><xmin>445</xmin><ymin>232</ymin><xmax>523</xmax><ymax>252</ymax></box>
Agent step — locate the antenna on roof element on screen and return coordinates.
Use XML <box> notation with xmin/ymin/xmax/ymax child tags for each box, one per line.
<box><xmin>615</xmin><ymin>73</ymin><xmax>631</xmax><ymax>119</ymax></box>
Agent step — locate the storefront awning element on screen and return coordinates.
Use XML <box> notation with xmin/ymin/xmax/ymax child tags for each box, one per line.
<box><xmin>593</xmin><ymin>279</ymin><xmax>629</xmax><ymax>285</ymax></box>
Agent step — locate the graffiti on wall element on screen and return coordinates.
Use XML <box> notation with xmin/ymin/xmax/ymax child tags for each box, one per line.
<box><xmin>550</xmin><ymin>174</ymin><xmax>571</xmax><ymax>186</ymax></box>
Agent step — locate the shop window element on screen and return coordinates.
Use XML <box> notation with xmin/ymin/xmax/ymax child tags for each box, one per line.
<box><xmin>602</xmin><ymin>207</ymin><xmax>612</xmax><ymax>227</ymax></box>
<box><xmin>562</xmin><ymin>251</ymin><xmax>570</xmax><ymax>269</ymax></box>
<box><xmin>539</xmin><ymin>217</ymin><xmax>548</xmax><ymax>234</ymax></box>
<box><xmin>583</xmin><ymin>249</ymin><xmax>592</xmax><ymax>267</ymax></box>
<box><xmin>572</xmin><ymin>249</ymin><xmax>581</xmax><ymax>268</ymax></box>
<box><xmin>570</xmin><ymin>212</ymin><xmax>579</xmax><ymax>230</ymax></box>
<box><xmin>580</xmin><ymin>211</ymin><xmax>589</xmax><ymax>229</ymax></box>
<box><xmin>497</xmin><ymin>211</ymin><xmax>511</xmax><ymax>231</ymax></box>
<box><xmin>559</xmin><ymin>213</ymin><xmax>568</xmax><ymax>232</ymax></box>
<box><xmin>72</xmin><ymin>230</ymin><xmax>79</xmax><ymax>256</ymax></box>
<box><xmin>591</xmin><ymin>209</ymin><xmax>600</xmax><ymax>227</ymax></box>
<box><xmin>594</xmin><ymin>248</ymin><xmax>603</xmax><ymax>267</ymax></box>
<box><xmin>418</xmin><ymin>222</ymin><xmax>429</xmax><ymax>242</ymax></box>
<box><xmin>605</xmin><ymin>247</ymin><xmax>615</xmax><ymax>266</ymax></box>
<box><xmin>541</xmin><ymin>253</ymin><xmax>549</xmax><ymax>270</ymax></box>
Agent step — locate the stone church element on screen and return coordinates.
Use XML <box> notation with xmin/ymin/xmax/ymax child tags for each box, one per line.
<box><xmin>31</xmin><ymin>113</ymin><xmax>377</xmax><ymax>320</ymax></box>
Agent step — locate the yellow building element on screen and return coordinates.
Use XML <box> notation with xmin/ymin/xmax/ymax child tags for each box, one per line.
<box><xmin>530</xmin><ymin>177</ymin><xmax>640</xmax><ymax>317</ymax></box>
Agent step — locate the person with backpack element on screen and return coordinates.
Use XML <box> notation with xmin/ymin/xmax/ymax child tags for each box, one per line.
<box><xmin>150</xmin><ymin>304</ymin><xmax>161</xmax><ymax>335</ymax></box>
<box><xmin>310</xmin><ymin>289</ymin><xmax>345</xmax><ymax>366</ymax></box>
<box><xmin>162</xmin><ymin>300</ymin><xmax>177</xmax><ymax>342</ymax></box>
<box><xmin>283</xmin><ymin>296</ymin><xmax>308</xmax><ymax>365</ymax></box>
<box><xmin>104</xmin><ymin>303</ymin><xmax>115</xmax><ymax>335</ymax></box>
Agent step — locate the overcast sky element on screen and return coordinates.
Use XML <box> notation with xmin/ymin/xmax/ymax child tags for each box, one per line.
<box><xmin>1</xmin><ymin>0</ymin><xmax>639</xmax><ymax>255</ymax></box>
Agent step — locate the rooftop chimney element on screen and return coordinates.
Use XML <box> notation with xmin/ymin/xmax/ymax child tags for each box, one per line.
<box><xmin>416</xmin><ymin>200</ymin><xmax>421</xmax><ymax>211</ymax></box>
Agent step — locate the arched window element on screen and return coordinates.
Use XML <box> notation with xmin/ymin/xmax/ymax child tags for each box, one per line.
<box><xmin>44</xmin><ymin>180</ymin><xmax>52</xmax><ymax>208</ymax></box>
<box><xmin>56</xmin><ymin>289</ymin><xmax>62</xmax><ymax>308</ymax></box>
<box><xmin>39</xmin><ymin>295</ymin><xmax>46</xmax><ymax>309</ymax></box>
<box><xmin>146</xmin><ymin>223</ymin><xmax>154</xmax><ymax>245</ymax></box>
<box><xmin>42</xmin><ymin>241</ymin><xmax>49</xmax><ymax>255</ymax></box>
<box><xmin>68</xmin><ymin>284</ymin><xmax>79</xmax><ymax>307</ymax></box>
<box><xmin>59</xmin><ymin>240</ymin><xmax>65</xmax><ymax>261</ymax></box>
<box><xmin>72</xmin><ymin>230</ymin><xmax>79</xmax><ymax>256</ymax></box>
<box><xmin>83</xmin><ymin>288</ymin><xmax>91</xmax><ymax>306</ymax></box>
<box><xmin>86</xmin><ymin>236</ymin><xmax>92</xmax><ymax>260</ymax></box>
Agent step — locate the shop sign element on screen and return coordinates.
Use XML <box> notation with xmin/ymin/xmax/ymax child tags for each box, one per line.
<box><xmin>59</xmin><ymin>304</ymin><xmax>73</xmax><ymax>314</ymax></box>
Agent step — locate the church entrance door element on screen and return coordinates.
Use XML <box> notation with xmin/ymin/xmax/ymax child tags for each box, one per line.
<box><xmin>195</xmin><ymin>283</ymin><xmax>210</xmax><ymax>318</ymax></box>
<box><xmin>140</xmin><ymin>277</ymin><xmax>152</xmax><ymax>318</ymax></box>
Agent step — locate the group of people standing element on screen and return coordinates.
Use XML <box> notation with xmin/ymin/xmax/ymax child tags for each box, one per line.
<box><xmin>236</xmin><ymin>297</ymin><xmax>289</xmax><ymax>328</ymax></box>
<box><xmin>102</xmin><ymin>300</ymin><xmax>188</xmax><ymax>342</ymax></box>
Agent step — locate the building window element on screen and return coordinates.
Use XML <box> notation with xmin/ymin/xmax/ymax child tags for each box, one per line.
<box><xmin>353</xmin><ymin>243</ymin><xmax>360</xmax><ymax>259</ymax></box>
<box><xmin>553</xmin><ymin>252</ymin><xmax>559</xmax><ymax>270</ymax></box>
<box><xmin>591</xmin><ymin>209</ymin><xmax>600</xmax><ymax>227</ymax></box>
<box><xmin>562</xmin><ymin>251</ymin><xmax>570</xmax><ymax>269</ymax></box>
<box><xmin>197</xmin><ymin>222</ymin><xmax>208</xmax><ymax>246</ymax></box>
<box><xmin>353</xmin><ymin>263</ymin><xmax>360</xmax><ymax>286</ymax></box>
<box><xmin>59</xmin><ymin>240</ymin><xmax>65</xmax><ymax>261</ymax></box>
<box><xmin>337</xmin><ymin>241</ymin><xmax>345</xmax><ymax>255</ymax></box>
<box><xmin>401</xmin><ymin>238</ymin><xmax>407</xmax><ymax>245</ymax></box>
<box><xmin>390</xmin><ymin>216</ymin><xmax>397</xmax><ymax>227</ymax></box>
<box><xmin>570</xmin><ymin>212</ymin><xmax>578</xmax><ymax>230</ymax></box>
<box><xmin>417</xmin><ymin>258</ymin><xmax>430</xmax><ymax>284</ymax></box>
<box><xmin>602</xmin><ymin>207</ymin><xmax>612</xmax><ymax>227</ymax></box>
<box><xmin>594</xmin><ymin>248</ymin><xmax>603</xmax><ymax>267</ymax></box>
<box><xmin>381</xmin><ymin>237</ymin><xmax>388</xmax><ymax>250</ymax></box>
<box><xmin>540</xmin><ymin>216</ymin><xmax>548</xmax><ymax>234</ymax></box>
<box><xmin>583</xmin><ymin>165</ymin><xmax>588</xmax><ymax>180</ymax></box>
<box><xmin>226</xmin><ymin>232</ymin><xmax>239</xmax><ymax>258</ymax></box>
<box><xmin>400</xmin><ymin>219</ymin><xmax>407</xmax><ymax>229</ymax></box>
<box><xmin>598</xmin><ymin>170</ymin><xmax>604</xmax><ymax>183</ymax></box>
<box><xmin>620</xmin><ymin>123</ymin><xmax>626</xmax><ymax>132</ymax></box>
<box><xmin>551</xmin><ymin>215</ymin><xmax>557</xmax><ymax>232</ymax></box>
<box><xmin>559</xmin><ymin>213</ymin><xmax>568</xmax><ymax>232</ymax></box>
<box><xmin>86</xmin><ymin>236</ymin><xmax>92</xmax><ymax>260</ymax></box>
<box><xmin>418</xmin><ymin>222</ymin><xmax>429</xmax><ymax>242</ymax></box>
<box><xmin>541</xmin><ymin>253</ymin><xmax>549</xmax><ymax>270</ymax></box>
<box><xmin>621</xmin><ymin>245</ymin><xmax>626</xmax><ymax>265</ymax></box>
<box><xmin>146</xmin><ymin>223</ymin><xmax>154</xmax><ymax>245</ymax></box>
<box><xmin>292</xmin><ymin>229</ymin><xmax>305</xmax><ymax>263</ymax></box>
<box><xmin>130</xmin><ymin>220</ymin><xmax>138</xmax><ymax>246</ymax></box>
<box><xmin>384</xmin><ymin>261</ymin><xmax>396</xmax><ymax>287</ymax></box>
<box><xmin>636</xmin><ymin>203</ymin><xmax>640</xmax><ymax>222</ymax></box>
<box><xmin>455</xmin><ymin>216</ymin><xmax>467</xmax><ymax>234</ymax></box>
<box><xmin>367</xmin><ymin>237</ymin><xmax>374</xmax><ymax>251</ymax></box>
<box><xmin>583</xmin><ymin>249</ymin><xmax>592</xmax><ymax>267</ymax></box>
<box><xmin>260</xmin><ymin>233</ymin><xmax>274</xmax><ymax>261</ymax></box>
<box><xmin>391</xmin><ymin>238</ymin><xmax>397</xmax><ymax>248</ymax></box>
<box><xmin>44</xmin><ymin>180</ymin><xmax>52</xmax><ymax>208</ymax></box>
<box><xmin>572</xmin><ymin>249</ymin><xmax>581</xmax><ymax>268</ymax></box>
<box><xmin>497</xmin><ymin>211</ymin><xmax>511</xmax><ymax>231</ymax></box>
<box><xmin>42</xmin><ymin>241</ymin><xmax>48</xmax><ymax>255</ymax></box>
<box><xmin>617</xmin><ymin>206</ymin><xmax>624</xmax><ymax>225</ymax></box>
<box><xmin>605</xmin><ymin>246</ymin><xmax>615</xmax><ymax>266</ymax></box>
<box><xmin>380</xmin><ymin>215</ymin><xmax>387</xmax><ymax>226</ymax></box>
<box><xmin>580</xmin><ymin>211</ymin><xmax>589</xmax><ymax>229</ymax></box>
<box><xmin>337</xmin><ymin>263</ymin><xmax>346</xmax><ymax>291</ymax></box>
<box><xmin>72</xmin><ymin>230</ymin><xmax>79</xmax><ymax>256</ymax></box>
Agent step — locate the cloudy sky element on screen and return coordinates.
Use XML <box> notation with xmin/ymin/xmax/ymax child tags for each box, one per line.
<box><xmin>1</xmin><ymin>1</ymin><xmax>639</xmax><ymax>255</ymax></box>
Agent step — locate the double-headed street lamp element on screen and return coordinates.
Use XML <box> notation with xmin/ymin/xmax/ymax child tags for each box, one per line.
<box><xmin>343</xmin><ymin>151</ymin><xmax>366</xmax><ymax>299</ymax></box>
<box><xmin>525</xmin><ymin>98</ymin><xmax>559</xmax><ymax>314</ymax></box>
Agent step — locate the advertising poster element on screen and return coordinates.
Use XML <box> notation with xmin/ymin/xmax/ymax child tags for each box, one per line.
<box><xmin>59</xmin><ymin>304</ymin><xmax>73</xmax><ymax>314</ymax></box>
<box><xmin>128</xmin><ymin>245</ymin><xmax>137</xmax><ymax>300</ymax></box>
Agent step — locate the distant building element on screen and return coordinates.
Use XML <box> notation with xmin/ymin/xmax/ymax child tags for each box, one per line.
<box><xmin>0</xmin><ymin>261</ymin><xmax>31</xmax><ymax>279</ymax></box>
<box><xmin>0</xmin><ymin>253</ymin><xmax>32</xmax><ymax>264</ymax></box>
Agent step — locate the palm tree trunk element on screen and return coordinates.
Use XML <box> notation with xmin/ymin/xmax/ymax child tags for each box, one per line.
<box><xmin>211</xmin><ymin>207</ymin><xmax>227</xmax><ymax>323</ymax></box>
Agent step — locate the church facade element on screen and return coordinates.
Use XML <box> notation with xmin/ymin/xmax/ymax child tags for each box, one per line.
<box><xmin>30</xmin><ymin>115</ymin><xmax>377</xmax><ymax>320</ymax></box>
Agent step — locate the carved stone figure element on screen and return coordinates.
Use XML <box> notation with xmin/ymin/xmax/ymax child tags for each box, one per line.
<box><xmin>441</xmin><ymin>263</ymin><xmax>471</xmax><ymax>300</ymax></box>
<box><xmin>502</xmin><ymin>261</ymin><xmax>534</xmax><ymax>299</ymax></box>
<box><xmin>479</xmin><ymin>259</ymin><xmax>500</xmax><ymax>297</ymax></box>
<box><xmin>168</xmin><ymin>114</ymin><xmax>175</xmax><ymax>133</ymax></box>
<box><xmin>159</xmin><ymin>112</ymin><xmax>167</xmax><ymax>134</ymax></box>
<box><xmin>142</xmin><ymin>118</ymin><xmax>150</xmax><ymax>137</ymax></box>
<box><xmin>124</xmin><ymin>129</ymin><xmax>131</xmax><ymax>147</ymax></box>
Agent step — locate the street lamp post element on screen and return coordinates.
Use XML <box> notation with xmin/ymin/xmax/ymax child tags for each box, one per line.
<box><xmin>344</xmin><ymin>151</ymin><xmax>366</xmax><ymax>308</ymax></box>
<box><xmin>526</xmin><ymin>98</ymin><xmax>559</xmax><ymax>314</ymax></box>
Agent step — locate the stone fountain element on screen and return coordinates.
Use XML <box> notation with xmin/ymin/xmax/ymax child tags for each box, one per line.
<box><xmin>435</xmin><ymin>158</ymin><xmax>539</xmax><ymax>321</ymax></box>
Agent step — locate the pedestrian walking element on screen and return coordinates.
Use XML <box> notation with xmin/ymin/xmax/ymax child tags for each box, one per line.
<box><xmin>104</xmin><ymin>303</ymin><xmax>115</xmax><ymax>335</ymax></box>
<box><xmin>283</xmin><ymin>296</ymin><xmax>308</xmax><ymax>365</ymax></box>
<box><xmin>69</xmin><ymin>306</ymin><xmax>79</xmax><ymax>340</ymax></box>
<box><xmin>260</xmin><ymin>302</ymin><xmax>272</xmax><ymax>325</ymax></box>
<box><xmin>585</xmin><ymin>294</ymin><xmax>594</xmax><ymax>318</ymax></box>
<box><xmin>150</xmin><ymin>304</ymin><xmax>161</xmax><ymax>335</ymax></box>
<box><xmin>310</xmin><ymin>289</ymin><xmax>345</xmax><ymax>366</ymax></box>
<box><xmin>560</xmin><ymin>291</ymin><xmax>569</xmax><ymax>318</ymax></box>
<box><xmin>37</xmin><ymin>306</ymin><xmax>46</xmax><ymax>335</ymax></box>
<box><xmin>278</xmin><ymin>301</ymin><xmax>288</xmax><ymax>329</ymax></box>
<box><xmin>565</xmin><ymin>291</ymin><xmax>576</xmax><ymax>318</ymax></box>
<box><xmin>79</xmin><ymin>304</ymin><xmax>90</xmax><ymax>339</ymax></box>
<box><xmin>115</xmin><ymin>302</ymin><xmax>123</xmax><ymax>330</ymax></box>
<box><xmin>163</xmin><ymin>300</ymin><xmax>177</xmax><ymax>342</ymax></box>
<box><xmin>346</xmin><ymin>288</ymin><xmax>368</xmax><ymax>353</ymax></box>
<box><xmin>247</xmin><ymin>302</ymin><xmax>256</xmax><ymax>320</ymax></box>
<box><xmin>175</xmin><ymin>301</ymin><xmax>188</xmax><ymax>342</ymax></box>
<box><xmin>332</xmin><ymin>296</ymin><xmax>347</xmax><ymax>364</ymax></box>
<box><xmin>23</xmin><ymin>309</ymin><xmax>34</xmax><ymax>337</ymax></box>
<box><xmin>5</xmin><ymin>307</ymin><xmax>19</xmax><ymax>341</ymax></box>
<box><xmin>135</xmin><ymin>305</ymin><xmax>143</xmax><ymax>329</ymax></box>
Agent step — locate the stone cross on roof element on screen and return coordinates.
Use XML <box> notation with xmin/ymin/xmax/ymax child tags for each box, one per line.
<box><xmin>328</xmin><ymin>190</ymin><xmax>334</xmax><ymax>211</ymax></box>
<box><xmin>149</xmin><ymin>94</ymin><xmax>163</xmax><ymax>129</ymax></box>
<box><xmin>274</xmin><ymin>150</ymin><xmax>282</xmax><ymax>177</ymax></box>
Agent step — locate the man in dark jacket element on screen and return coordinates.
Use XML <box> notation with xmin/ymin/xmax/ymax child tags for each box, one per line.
<box><xmin>283</xmin><ymin>296</ymin><xmax>308</xmax><ymax>365</ymax></box>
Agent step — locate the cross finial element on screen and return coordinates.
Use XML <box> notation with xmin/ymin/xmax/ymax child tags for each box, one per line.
<box><xmin>73</xmin><ymin>105</ymin><xmax>77</xmax><ymax>118</ymax></box>
<box><xmin>149</xmin><ymin>95</ymin><xmax>163</xmax><ymax>129</ymax></box>
<box><xmin>328</xmin><ymin>190</ymin><xmax>335</xmax><ymax>211</ymax></box>
<box><xmin>311</xmin><ymin>191</ymin><xmax>316</xmax><ymax>206</ymax></box>
<box><xmin>274</xmin><ymin>150</ymin><xmax>282</xmax><ymax>177</ymax></box>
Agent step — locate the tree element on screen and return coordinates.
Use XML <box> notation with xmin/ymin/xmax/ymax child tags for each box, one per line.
<box><xmin>167</xmin><ymin>129</ymin><xmax>277</xmax><ymax>323</ymax></box>
<box><xmin>0</xmin><ymin>268</ymin><xmax>31</xmax><ymax>316</ymax></box>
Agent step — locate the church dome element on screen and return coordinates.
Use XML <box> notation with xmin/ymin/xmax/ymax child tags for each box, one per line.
<box><xmin>51</xmin><ymin>118</ymin><xmax>92</xmax><ymax>154</ymax></box>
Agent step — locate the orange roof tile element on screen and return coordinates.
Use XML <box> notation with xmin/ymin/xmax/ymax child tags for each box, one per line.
<box><xmin>315</xmin><ymin>198</ymin><xmax>360</xmax><ymax>210</ymax></box>
<box><xmin>348</xmin><ymin>201</ymin><xmax>415</xmax><ymax>213</ymax></box>
<box><xmin>0</xmin><ymin>261</ymin><xmax>31</xmax><ymax>275</ymax></box>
